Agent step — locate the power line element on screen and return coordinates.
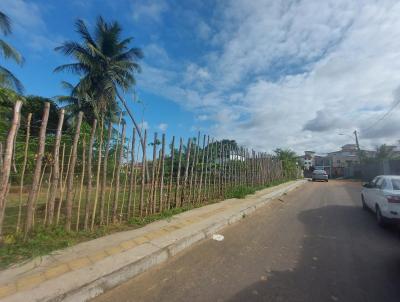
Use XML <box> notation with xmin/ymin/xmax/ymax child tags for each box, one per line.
<box><xmin>360</xmin><ymin>97</ymin><xmax>400</xmax><ymax>135</ymax></box>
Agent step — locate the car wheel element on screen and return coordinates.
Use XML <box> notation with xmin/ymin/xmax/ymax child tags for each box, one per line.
<box><xmin>361</xmin><ymin>195</ymin><xmax>367</xmax><ymax>210</ymax></box>
<box><xmin>376</xmin><ymin>206</ymin><xmax>386</xmax><ymax>227</ymax></box>
<box><xmin>325</xmin><ymin>179</ymin><xmax>328</xmax><ymax>182</ymax></box>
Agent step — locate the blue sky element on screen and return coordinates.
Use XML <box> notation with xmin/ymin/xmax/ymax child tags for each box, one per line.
<box><xmin>2</xmin><ymin>0</ymin><xmax>400</xmax><ymax>153</ymax></box>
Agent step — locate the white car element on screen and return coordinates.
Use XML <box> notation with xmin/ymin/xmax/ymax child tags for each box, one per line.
<box><xmin>361</xmin><ymin>175</ymin><xmax>400</xmax><ymax>226</ymax></box>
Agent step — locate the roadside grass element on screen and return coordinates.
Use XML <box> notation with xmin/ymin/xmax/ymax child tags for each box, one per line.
<box><xmin>0</xmin><ymin>225</ymin><xmax>129</xmax><ymax>270</ymax></box>
<box><xmin>0</xmin><ymin>206</ymin><xmax>196</xmax><ymax>269</ymax></box>
<box><xmin>0</xmin><ymin>179</ymin><xmax>297</xmax><ymax>269</ymax></box>
<box><xmin>128</xmin><ymin>206</ymin><xmax>194</xmax><ymax>226</ymax></box>
<box><xmin>224</xmin><ymin>178</ymin><xmax>295</xmax><ymax>199</ymax></box>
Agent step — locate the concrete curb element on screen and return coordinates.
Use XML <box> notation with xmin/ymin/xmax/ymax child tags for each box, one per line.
<box><xmin>0</xmin><ymin>180</ymin><xmax>307</xmax><ymax>302</ymax></box>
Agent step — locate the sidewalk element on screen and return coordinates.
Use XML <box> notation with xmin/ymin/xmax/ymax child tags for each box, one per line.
<box><xmin>0</xmin><ymin>180</ymin><xmax>307</xmax><ymax>302</ymax></box>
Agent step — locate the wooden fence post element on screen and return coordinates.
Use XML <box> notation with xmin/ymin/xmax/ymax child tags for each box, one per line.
<box><xmin>202</xmin><ymin>136</ymin><xmax>210</xmax><ymax>203</ymax></box>
<box><xmin>16</xmin><ymin>112</ymin><xmax>31</xmax><ymax>232</ymax></box>
<box><xmin>147</xmin><ymin>132</ymin><xmax>158</xmax><ymax>214</ymax></box>
<box><xmin>100</xmin><ymin>122</ymin><xmax>112</xmax><ymax>225</ymax></box>
<box><xmin>76</xmin><ymin>137</ymin><xmax>86</xmax><ymax>231</ymax></box>
<box><xmin>174</xmin><ymin>138</ymin><xmax>183</xmax><ymax>208</ymax></box>
<box><xmin>159</xmin><ymin>134</ymin><xmax>166</xmax><ymax>212</ymax></box>
<box><xmin>65</xmin><ymin>112</ymin><xmax>83</xmax><ymax>231</ymax></box>
<box><xmin>127</xmin><ymin>130</ymin><xmax>136</xmax><ymax>218</ymax></box>
<box><xmin>0</xmin><ymin>101</ymin><xmax>22</xmax><ymax>242</ymax></box>
<box><xmin>47</xmin><ymin>109</ymin><xmax>64</xmax><ymax>225</ymax></box>
<box><xmin>112</xmin><ymin>123</ymin><xmax>126</xmax><ymax>223</ymax></box>
<box><xmin>84</xmin><ymin>119</ymin><xmax>97</xmax><ymax>230</ymax></box>
<box><xmin>197</xmin><ymin>135</ymin><xmax>206</xmax><ymax>204</ymax></box>
<box><xmin>25</xmin><ymin>102</ymin><xmax>50</xmax><ymax>236</ymax></box>
<box><xmin>139</xmin><ymin>130</ymin><xmax>147</xmax><ymax>217</ymax></box>
<box><xmin>91</xmin><ymin>118</ymin><xmax>104</xmax><ymax>229</ymax></box>
<box><xmin>189</xmin><ymin>133</ymin><xmax>200</xmax><ymax>204</ymax></box>
<box><xmin>166</xmin><ymin>136</ymin><xmax>175</xmax><ymax>210</ymax></box>
<box><xmin>181</xmin><ymin>138</ymin><xmax>192</xmax><ymax>206</ymax></box>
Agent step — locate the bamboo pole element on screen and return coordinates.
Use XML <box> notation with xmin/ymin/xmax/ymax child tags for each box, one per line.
<box><xmin>76</xmin><ymin>137</ymin><xmax>86</xmax><ymax>231</ymax></box>
<box><xmin>212</xmin><ymin>140</ymin><xmax>218</xmax><ymax>199</ymax></box>
<box><xmin>43</xmin><ymin>167</ymin><xmax>52</xmax><ymax>225</ymax></box>
<box><xmin>33</xmin><ymin>162</ymin><xmax>47</xmax><ymax>227</ymax></box>
<box><xmin>203</xmin><ymin>136</ymin><xmax>210</xmax><ymax>202</ymax></box>
<box><xmin>65</xmin><ymin>112</ymin><xmax>83</xmax><ymax>231</ymax></box>
<box><xmin>197</xmin><ymin>135</ymin><xmax>206</xmax><ymax>205</ymax></box>
<box><xmin>174</xmin><ymin>138</ymin><xmax>183</xmax><ymax>208</ymax></box>
<box><xmin>148</xmin><ymin>133</ymin><xmax>157</xmax><ymax>214</ymax></box>
<box><xmin>153</xmin><ymin>149</ymin><xmax>162</xmax><ymax>213</ymax></box>
<box><xmin>139</xmin><ymin>130</ymin><xmax>147</xmax><ymax>217</ymax></box>
<box><xmin>25</xmin><ymin>102</ymin><xmax>49</xmax><ymax>235</ymax></box>
<box><xmin>112</xmin><ymin>123</ymin><xmax>125</xmax><ymax>223</ymax></box>
<box><xmin>119</xmin><ymin>155</ymin><xmax>129</xmax><ymax>222</ymax></box>
<box><xmin>218</xmin><ymin>142</ymin><xmax>223</xmax><ymax>197</ymax></box>
<box><xmin>0</xmin><ymin>101</ymin><xmax>22</xmax><ymax>242</ymax></box>
<box><xmin>84</xmin><ymin>119</ymin><xmax>97</xmax><ymax>230</ymax></box>
<box><xmin>189</xmin><ymin>133</ymin><xmax>200</xmax><ymax>204</ymax></box>
<box><xmin>100</xmin><ymin>122</ymin><xmax>112</xmax><ymax>225</ymax></box>
<box><xmin>159</xmin><ymin>134</ymin><xmax>166</xmax><ymax>212</ymax></box>
<box><xmin>17</xmin><ymin>112</ymin><xmax>31</xmax><ymax>232</ymax></box>
<box><xmin>207</xmin><ymin>138</ymin><xmax>214</xmax><ymax>200</ymax></box>
<box><xmin>181</xmin><ymin>138</ymin><xmax>192</xmax><ymax>206</ymax></box>
<box><xmin>91</xmin><ymin>118</ymin><xmax>104</xmax><ymax>229</ymax></box>
<box><xmin>47</xmin><ymin>109</ymin><xmax>64</xmax><ymax>226</ymax></box>
<box><xmin>127</xmin><ymin>130</ymin><xmax>136</xmax><ymax>219</ymax></box>
<box><xmin>166</xmin><ymin>136</ymin><xmax>175</xmax><ymax>210</ymax></box>
<box><xmin>56</xmin><ymin>144</ymin><xmax>72</xmax><ymax>225</ymax></box>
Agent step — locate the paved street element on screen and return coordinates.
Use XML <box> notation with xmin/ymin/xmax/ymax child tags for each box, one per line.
<box><xmin>92</xmin><ymin>180</ymin><xmax>400</xmax><ymax>302</ymax></box>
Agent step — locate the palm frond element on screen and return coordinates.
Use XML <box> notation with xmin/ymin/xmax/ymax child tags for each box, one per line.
<box><xmin>0</xmin><ymin>39</ymin><xmax>24</xmax><ymax>64</ymax></box>
<box><xmin>75</xmin><ymin>19</ymin><xmax>96</xmax><ymax>46</ymax></box>
<box><xmin>0</xmin><ymin>11</ymin><xmax>11</xmax><ymax>35</ymax></box>
<box><xmin>53</xmin><ymin>63</ymin><xmax>89</xmax><ymax>75</ymax></box>
<box><xmin>0</xmin><ymin>65</ymin><xmax>24</xmax><ymax>93</ymax></box>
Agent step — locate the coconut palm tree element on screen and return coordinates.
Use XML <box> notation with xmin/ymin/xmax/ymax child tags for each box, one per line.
<box><xmin>54</xmin><ymin>17</ymin><xmax>145</xmax><ymax>149</ymax></box>
<box><xmin>0</xmin><ymin>11</ymin><xmax>24</xmax><ymax>93</ymax></box>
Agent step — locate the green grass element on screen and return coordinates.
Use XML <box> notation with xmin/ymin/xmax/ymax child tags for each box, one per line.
<box><xmin>224</xmin><ymin>178</ymin><xmax>296</xmax><ymax>199</ymax></box>
<box><xmin>128</xmin><ymin>206</ymin><xmax>194</xmax><ymax>226</ymax></box>
<box><xmin>224</xmin><ymin>185</ymin><xmax>257</xmax><ymax>199</ymax></box>
<box><xmin>0</xmin><ymin>206</ymin><xmax>196</xmax><ymax>269</ymax></box>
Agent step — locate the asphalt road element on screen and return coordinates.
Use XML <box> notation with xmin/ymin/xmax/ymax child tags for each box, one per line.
<box><xmin>92</xmin><ymin>180</ymin><xmax>400</xmax><ymax>302</ymax></box>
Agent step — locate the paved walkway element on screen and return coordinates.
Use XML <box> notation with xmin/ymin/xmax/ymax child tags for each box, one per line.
<box><xmin>0</xmin><ymin>180</ymin><xmax>306</xmax><ymax>302</ymax></box>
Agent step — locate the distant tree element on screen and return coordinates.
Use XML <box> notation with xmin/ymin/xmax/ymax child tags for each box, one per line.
<box><xmin>375</xmin><ymin>144</ymin><xmax>396</xmax><ymax>160</ymax></box>
<box><xmin>274</xmin><ymin>148</ymin><xmax>299</xmax><ymax>179</ymax></box>
<box><xmin>0</xmin><ymin>11</ymin><xmax>24</xmax><ymax>94</ymax></box>
<box><xmin>22</xmin><ymin>96</ymin><xmax>62</xmax><ymax>136</ymax></box>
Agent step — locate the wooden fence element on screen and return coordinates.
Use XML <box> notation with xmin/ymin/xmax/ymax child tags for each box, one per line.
<box><xmin>0</xmin><ymin>101</ymin><xmax>294</xmax><ymax>239</ymax></box>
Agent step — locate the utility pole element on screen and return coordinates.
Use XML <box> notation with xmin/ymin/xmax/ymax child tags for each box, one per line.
<box><xmin>353</xmin><ymin>130</ymin><xmax>362</xmax><ymax>162</ymax></box>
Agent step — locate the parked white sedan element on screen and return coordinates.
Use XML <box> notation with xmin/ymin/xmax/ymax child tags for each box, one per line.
<box><xmin>361</xmin><ymin>175</ymin><xmax>400</xmax><ymax>226</ymax></box>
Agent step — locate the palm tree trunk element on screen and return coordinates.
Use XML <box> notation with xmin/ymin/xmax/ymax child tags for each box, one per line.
<box><xmin>116</xmin><ymin>91</ymin><xmax>149</xmax><ymax>179</ymax></box>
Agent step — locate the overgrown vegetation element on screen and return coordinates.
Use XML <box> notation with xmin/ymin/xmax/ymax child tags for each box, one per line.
<box><xmin>224</xmin><ymin>178</ymin><xmax>296</xmax><ymax>199</ymax></box>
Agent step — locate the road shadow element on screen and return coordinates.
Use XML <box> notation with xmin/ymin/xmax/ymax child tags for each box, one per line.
<box><xmin>226</xmin><ymin>204</ymin><xmax>400</xmax><ymax>302</ymax></box>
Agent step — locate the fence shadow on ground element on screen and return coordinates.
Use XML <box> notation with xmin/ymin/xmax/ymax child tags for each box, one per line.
<box><xmin>226</xmin><ymin>204</ymin><xmax>400</xmax><ymax>302</ymax></box>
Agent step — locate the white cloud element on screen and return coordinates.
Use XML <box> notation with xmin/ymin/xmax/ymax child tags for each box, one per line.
<box><xmin>0</xmin><ymin>0</ymin><xmax>61</xmax><ymax>52</ymax></box>
<box><xmin>141</xmin><ymin>121</ymin><xmax>150</xmax><ymax>130</ymax></box>
<box><xmin>197</xmin><ymin>21</ymin><xmax>211</xmax><ymax>40</ymax></box>
<box><xmin>140</xmin><ymin>0</ymin><xmax>400</xmax><ymax>153</ymax></box>
<box><xmin>132</xmin><ymin>0</ymin><xmax>168</xmax><ymax>23</ymax></box>
<box><xmin>157</xmin><ymin>123</ymin><xmax>168</xmax><ymax>132</ymax></box>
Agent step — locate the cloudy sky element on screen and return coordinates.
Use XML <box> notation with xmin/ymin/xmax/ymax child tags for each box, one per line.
<box><xmin>2</xmin><ymin>0</ymin><xmax>400</xmax><ymax>154</ymax></box>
